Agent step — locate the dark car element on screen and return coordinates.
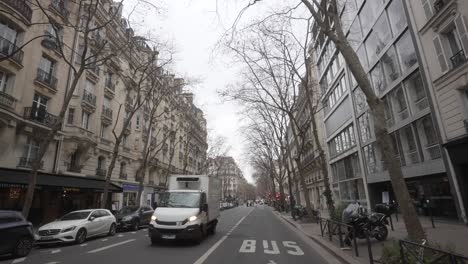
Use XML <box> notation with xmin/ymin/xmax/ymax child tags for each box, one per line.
<box><xmin>115</xmin><ymin>205</ymin><xmax>154</xmax><ymax>231</ymax></box>
<box><xmin>0</xmin><ymin>211</ymin><xmax>34</xmax><ymax>258</ymax></box>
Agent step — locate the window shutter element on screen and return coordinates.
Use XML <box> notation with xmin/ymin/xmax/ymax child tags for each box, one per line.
<box><xmin>455</xmin><ymin>15</ymin><xmax>468</xmax><ymax>56</ymax></box>
<box><xmin>421</xmin><ymin>0</ymin><xmax>433</xmax><ymax>19</ymax></box>
<box><xmin>433</xmin><ymin>36</ymin><xmax>448</xmax><ymax>72</ymax></box>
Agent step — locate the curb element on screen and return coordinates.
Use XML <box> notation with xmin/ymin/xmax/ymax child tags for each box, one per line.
<box><xmin>276</xmin><ymin>212</ymin><xmax>360</xmax><ymax>264</ymax></box>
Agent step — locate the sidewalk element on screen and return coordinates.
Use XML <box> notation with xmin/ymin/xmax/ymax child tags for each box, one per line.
<box><xmin>277</xmin><ymin>211</ymin><xmax>468</xmax><ymax>264</ymax></box>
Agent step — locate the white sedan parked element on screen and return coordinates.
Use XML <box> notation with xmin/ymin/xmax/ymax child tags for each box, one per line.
<box><xmin>37</xmin><ymin>209</ymin><xmax>116</xmax><ymax>245</ymax></box>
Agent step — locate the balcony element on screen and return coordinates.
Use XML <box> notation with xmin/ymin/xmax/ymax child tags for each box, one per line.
<box><xmin>23</xmin><ymin>107</ymin><xmax>58</xmax><ymax>126</ymax></box>
<box><xmin>123</xmin><ymin>118</ymin><xmax>132</xmax><ymax>134</ymax></box>
<box><xmin>82</xmin><ymin>90</ymin><xmax>96</xmax><ymax>108</ymax></box>
<box><xmin>4</xmin><ymin>0</ymin><xmax>32</xmax><ymax>22</ymax></box>
<box><xmin>96</xmin><ymin>168</ymin><xmax>107</xmax><ymax>177</ymax></box>
<box><xmin>35</xmin><ymin>68</ymin><xmax>57</xmax><ymax>91</ymax></box>
<box><xmin>450</xmin><ymin>50</ymin><xmax>466</xmax><ymax>69</ymax></box>
<box><xmin>426</xmin><ymin>144</ymin><xmax>442</xmax><ymax>160</ymax></box>
<box><xmin>50</xmin><ymin>0</ymin><xmax>69</xmax><ymax>19</ymax></box>
<box><xmin>433</xmin><ymin>0</ymin><xmax>448</xmax><ymax>12</ymax></box>
<box><xmin>101</xmin><ymin>106</ymin><xmax>112</xmax><ymax>123</ymax></box>
<box><xmin>119</xmin><ymin>172</ymin><xmax>127</xmax><ymax>180</ymax></box>
<box><xmin>0</xmin><ymin>36</ymin><xmax>24</xmax><ymax>65</ymax></box>
<box><xmin>105</xmin><ymin>80</ymin><xmax>115</xmax><ymax>92</ymax></box>
<box><xmin>0</xmin><ymin>91</ymin><xmax>17</xmax><ymax>110</ymax></box>
<box><xmin>18</xmin><ymin>157</ymin><xmax>44</xmax><ymax>169</ymax></box>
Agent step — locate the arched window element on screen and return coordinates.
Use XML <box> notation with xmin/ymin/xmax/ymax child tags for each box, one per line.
<box><xmin>97</xmin><ymin>156</ymin><xmax>105</xmax><ymax>169</ymax></box>
<box><xmin>120</xmin><ymin>162</ymin><xmax>127</xmax><ymax>179</ymax></box>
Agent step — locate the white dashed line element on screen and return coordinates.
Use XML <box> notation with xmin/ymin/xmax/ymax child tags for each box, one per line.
<box><xmin>131</xmin><ymin>232</ymin><xmax>136</xmax><ymax>234</ymax></box>
<box><xmin>11</xmin><ymin>257</ymin><xmax>26</xmax><ymax>263</ymax></box>
<box><xmin>45</xmin><ymin>262</ymin><xmax>60</xmax><ymax>264</ymax></box>
<box><xmin>51</xmin><ymin>249</ymin><xmax>61</xmax><ymax>254</ymax></box>
<box><xmin>80</xmin><ymin>243</ymin><xmax>88</xmax><ymax>247</ymax></box>
<box><xmin>117</xmin><ymin>234</ymin><xmax>124</xmax><ymax>237</ymax></box>
<box><xmin>101</xmin><ymin>238</ymin><xmax>108</xmax><ymax>242</ymax></box>
<box><xmin>87</xmin><ymin>239</ymin><xmax>135</xmax><ymax>253</ymax></box>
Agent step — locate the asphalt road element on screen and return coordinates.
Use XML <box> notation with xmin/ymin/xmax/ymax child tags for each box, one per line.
<box><xmin>0</xmin><ymin>206</ymin><xmax>336</xmax><ymax>264</ymax></box>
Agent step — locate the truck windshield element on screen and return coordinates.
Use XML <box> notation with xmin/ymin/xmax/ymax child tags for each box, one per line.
<box><xmin>159</xmin><ymin>192</ymin><xmax>201</xmax><ymax>208</ymax></box>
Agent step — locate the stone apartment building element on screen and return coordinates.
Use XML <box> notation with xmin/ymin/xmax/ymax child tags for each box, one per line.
<box><xmin>208</xmin><ymin>156</ymin><xmax>243</xmax><ymax>201</ymax></box>
<box><xmin>0</xmin><ymin>0</ymin><xmax>207</xmax><ymax>224</ymax></box>
<box><xmin>404</xmin><ymin>0</ymin><xmax>468</xmax><ymax>222</ymax></box>
<box><xmin>291</xmin><ymin>0</ymin><xmax>464</xmax><ymax>221</ymax></box>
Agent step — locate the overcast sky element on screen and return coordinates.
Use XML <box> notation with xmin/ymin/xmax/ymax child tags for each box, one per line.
<box><xmin>124</xmin><ymin>0</ymin><xmax>271</xmax><ymax>183</ymax></box>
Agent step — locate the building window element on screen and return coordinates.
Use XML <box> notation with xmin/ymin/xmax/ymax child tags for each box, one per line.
<box><xmin>324</xmin><ymin>75</ymin><xmax>346</xmax><ymax>113</ymax></box>
<box><xmin>329</xmin><ymin>125</ymin><xmax>356</xmax><ymax>157</ymax></box>
<box><xmin>45</xmin><ymin>24</ymin><xmax>61</xmax><ymax>43</ymax></box>
<box><xmin>81</xmin><ymin>110</ymin><xmax>91</xmax><ymax>130</ymax></box>
<box><xmin>391</xmin><ymin>85</ymin><xmax>409</xmax><ymax>122</ymax></box>
<box><xmin>381</xmin><ymin>46</ymin><xmax>401</xmax><ymax>86</ymax></box>
<box><xmin>405</xmin><ymin>72</ymin><xmax>428</xmax><ymax>113</ymax></box>
<box><xmin>358</xmin><ymin>112</ymin><xmax>372</xmax><ymax>143</ymax></box>
<box><xmin>370</xmin><ymin>62</ymin><xmax>385</xmax><ymax>94</ymax></box>
<box><xmin>136</xmin><ymin>115</ymin><xmax>140</xmax><ymax>129</ymax></box>
<box><xmin>32</xmin><ymin>93</ymin><xmax>49</xmax><ymax>120</ymax></box>
<box><xmin>399</xmin><ymin>125</ymin><xmax>420</xmax><ymax>165</ymax></box>
<box><xmin>387</xmin><ymin>0</ymin><xmax>406</xmax><ymax>35</ymax></box>
<box><xmin>347</xmin><ymin>18</ymin><xmax>363</xmax><ymax>51</ymax></box>
<box><xmin>444</xmin><ymin>27</ymin><xmax>466</xmax><ymax>68</ymax></box>
<box><xmin>395</xmin><ymin>31</ymin><xmax>418</xmax><ymax>72</ymax></box>
<box><xmin>0</xmin><ymin>71</ymin><xmax>10</xmax><ymax>93</ymax></box>
<box><xmin>383</xmin><ymin>96</ymin><xmax>395</xmax><ymax>127</ymax></box>
<box><xmin>97</xmin><ymin>156</ymin><xmax>105</xmax><ymax>169</ymax></box>
<box><xmin>67</xmin><ymin>108</ymin><xmax>75</xmax><ymax>125</ymax></box>
<box><xmin>22</xmin><ymin>137</ymin><xmax>39</xmax><ymax>163</ymax></box>
<box><xmin>417</xmin><ymin>115</ymin><xmax>441</xmax><ymax>160</ymax></box>
<box><xmin>360</xmin><ymin>0</ymin><xmax>380</xmax><ymax>34</ymax></box>
<box><xmin>100</xmin><ymin>124</ymin><xmax>108</xmax><ymax>138</ymax></box>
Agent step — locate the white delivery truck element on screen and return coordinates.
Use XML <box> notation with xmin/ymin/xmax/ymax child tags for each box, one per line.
<box><xmin>148</xmin><ymin>175</ymin><xmax>221</xmax><ymax>244</ymax></box>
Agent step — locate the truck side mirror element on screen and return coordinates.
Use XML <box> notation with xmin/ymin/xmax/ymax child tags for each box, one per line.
<box><xmin>202</xmin><ymin>204</ymin><xmax>208</xmax><ymax>212</ymax></box>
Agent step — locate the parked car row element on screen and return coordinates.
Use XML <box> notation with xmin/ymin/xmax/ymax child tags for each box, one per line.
<box><xmin>0</xmin><ymin>206</ymin><xmax>155</xmax><ymax>258</ymax></box>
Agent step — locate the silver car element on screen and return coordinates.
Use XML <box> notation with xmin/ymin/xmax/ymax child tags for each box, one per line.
<box><xmin>37</xmin><ymin>209</ymin><xmax>116</xmax><ymax>245</ymax></box>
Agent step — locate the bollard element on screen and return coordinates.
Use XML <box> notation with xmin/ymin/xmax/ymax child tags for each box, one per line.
<box><xmin>353</xmin><ymin>228</ymin><xmax>359</xmax><ymax>257</ymax></box>
<box><xmin>338</xmin><ymin>224</ymin><xmax>344</xmax><ymax>248</ymax></box>
<box><xmin>388</xmin><ymin>214</ymin><xmax>394</xmax><ymax>231</ymax></box>
<box><xmin>365</xmin><ymin>230</ymin><xmax>374</xmax><ymax>264</ymax></box>
<box><xmin>428</xmin><ymin>200</ymin><xmax>435</xmax><ymax>228</ymax></box>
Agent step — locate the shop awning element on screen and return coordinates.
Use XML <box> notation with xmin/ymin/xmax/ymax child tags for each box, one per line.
<box><xmin>0</xmin><ymin>168</ymin><xmax>122</xmax><ymax>192</ymax></box>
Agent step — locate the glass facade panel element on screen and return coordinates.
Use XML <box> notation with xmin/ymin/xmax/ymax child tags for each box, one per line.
<box><xmin>381</xmin><ymin>46</ymin><xmax>401</xmax><ymax>86</ymax></box>
<box><xmin>348</xmin><ymin>17</ymin><xmax>363</xmax><ymax>50</ymax></box>
<box><xmin>387</xmin><ymin>0</ymin><xmax>407</xmax><ymax>35</ymax></box>
<box><xmin>360</xmin><ymin>0</ymin><xmax>383</xmax><ymax>34</ymax></box>
<box><xmin>370</xmin><ymin>62</ymin><xmax>385</xmax><ymax>94</ymax></box>
<box><xmin>354</xmin><ymin>87</ymin><xmax>367</xmax><ymax>113</ymax></box>
<box><xmin>358</xmin><ymin>112</ymin><xmax>372</xmax><ymax>143</ymax></box>
<box><xmin>391</xmin><ymin>85</ymin><xmax>409</xmax><ymax>122</ymax></box>
<box><xmin>405</xmin><ymin>72</ymin><xmax>428</xmax><ymax>113</ymax></box>
<box><xmin>357</xmin><ymin>45</ymin><xmax>368</xmax><ymax>69</ymax></box>
<box><xmin>400</xmin><ymin>125</ymin><xmax>420</xmax><ymax>165</ymax></box>
<box><xmin>395</xmin><ymin>31</ymin><xmax>418</xmax><ymax>72</ymax></box>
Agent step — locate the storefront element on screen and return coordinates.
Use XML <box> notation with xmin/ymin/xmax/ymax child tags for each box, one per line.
<box><xmin>368</xmin><ymin>173</ymin><xmax>457</xmax><ymax>218</ymax></box>
<box><xmin>445</xmin><ymin>138</ymin><xmax>468</xmax><ymax>222</ymax></box>
<box><xmin>0</xmin><ymin>168</ymin><xmax>122</xmax><ymax>225</ymax></box>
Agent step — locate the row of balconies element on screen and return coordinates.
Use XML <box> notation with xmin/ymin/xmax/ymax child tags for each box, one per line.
<box><xmin>4</xmin><ymin>0</ymin><xmax>33</xmax><ymax>22</ymax></box>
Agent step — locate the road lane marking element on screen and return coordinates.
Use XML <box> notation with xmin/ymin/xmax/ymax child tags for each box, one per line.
<box><xmin>263</xmin><ymin>240</ymin><xmax>280</xmax><ymax>254</ymax></box>
<box><xmin>45</xmin><ymin>262</ymin><xmax>60</xmax><ymax>264</ymax></box>
<box><xmin>268</xmin><ymin>261</ymin><xmax>277</xmax><ymax>264</ymax></box>
<box><xmin>283</xmin><ymin>241</ymin><xmax>304</xmax><ymax>256</ymax></box>
<box><xmin>239</xmin><ymin>240</ymin><xmax>256</xmax><ymax>253</ymax></box>
<box><xmin>51</xmin><ymin>249</ymin><xmax>61</xmax><ymax>254</ymax></box>
<box><xmin>131</xmin><ymin>232</ymin><xmax>136</xmax><ymax>234</ymax></box>
<box><xmin>11</xmin><ymin>257</ymin><xmax>26</xmax><ymax>263</ymax></box>
<box><xmin>87</xmin><ymin>239</ymin><xmax>135</xmax><ymax>253</ymax></box>
<box><xmin>101</xmin><ymin>238</ymin><xmax>108</xmax><ymax>242</ymax></box>
<box><xmin>117</xmin><ymin>234</ymin><xmax>124</xmax><ymax>237</ymax></box>
<box><xmin>193</xmin><ymin>208</ymin><xmax>254</xmax><ymax>264</ymax></box>
<box><xmin>80</xmin><ymin>243</ymin><xmax>88</xmax><ymax>247</ymax></box>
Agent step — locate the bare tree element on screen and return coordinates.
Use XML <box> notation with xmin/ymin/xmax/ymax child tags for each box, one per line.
<box><xmin>228</xmin><ymin>0</ymin><xmax>425</xmax><ymax>241</ymax></box>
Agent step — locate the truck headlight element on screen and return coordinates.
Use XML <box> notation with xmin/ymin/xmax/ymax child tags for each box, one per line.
<box><xmin>61</xmin><ymin>226</ymin><xmax>76</xmax><ymax>233</ymax></box>
<box><xmin>188</xmin><ymin>215</ymin><xmax>197</xmax><ymax>222</ymax></box>
<box><xmin>151</xmin><ymin>215</ymin><xmax>157</xmax><ymax>221</ymax></box>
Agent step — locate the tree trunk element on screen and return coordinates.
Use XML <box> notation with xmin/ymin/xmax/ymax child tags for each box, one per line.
<box><xmin>295</xmin><ymin>158</ymin><xmax>315</xmax><ymax>219</ymax></box>
<box><xmin>278</xmin><ymin>183</ymin><xmax>286</xmax><ymax>212</ymax></box>
<box><xmin>102</xmin><ymin>138</ymin><xmax>121</xmax><ymax>208</ymax></box>
<box><xmin>136</xmin><ymin>166</ymin><xmax>145</xmax><ymax>206</ymax></box>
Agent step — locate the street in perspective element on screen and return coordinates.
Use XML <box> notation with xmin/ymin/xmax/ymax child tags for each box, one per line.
<box><xmin>1</xmin><ymin>0</ymin><xmax>468</xmax><ymax>264</ymax></box>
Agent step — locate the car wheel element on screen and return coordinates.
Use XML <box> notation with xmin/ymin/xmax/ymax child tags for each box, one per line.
<box><xmin>132</xmin><ymin>221</ymin><xmax>139</xmax><ymax>231</ymax></box>
<box><xmin>13</xmin><ymin>237</ymin><xmax>33</xmax><ymax>257</ymax></box>
<box><xmin>75</xmin><ymin>228</ymin><xmax>87</xmax><ymax>244</ymax></box>
<box><xmin>208</xmin><ymin>223</ymin><xmax>217</xmax><ymax>235</ymax></box>
<box><xmin>108</xmin><ymin>223</ymin><xmax>116</xmax><ymax>236</ymax></box>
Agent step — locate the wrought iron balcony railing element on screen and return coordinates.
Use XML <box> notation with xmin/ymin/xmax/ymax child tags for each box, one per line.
<box><xmin>50</xmin><ymin>0</ymin><xmax>69</xmax><ymax>18</ymax></box>
<box><xmin>0</xmin><ymin>91</ymin><xmax>17</xmax><ymax>110</ymax></box>
<box><xmin>102</xmin><ymin>106</ymin><xmax>112</xmax><ymax>120</ymax></box>
<box><xmin>18</xmin><ymin>157</ymin><xmax>44</xmax><ymax>169</ymax></box>
<box><xmin>450</xmin><ymin>50</ymin><xmax>467</xmax><ymax>69</ymax></box>
<box><xmin>4</xmin><ymin>0</ymin><xmax>32</xmax><ymax>22</ymax></box>
<box><xmin>82</xmin><ymin>90</ymin><xmax>96</xmax><ymax>107</ymax></box>
<box><xmin>23</xmin><ymin>107</ymin><xmax>58</xmax><ymax>126</ymax></box>
<box><xmin>0</xmin><ymin>36</ymin><xmax>24</xmax><ymax>65</ymax></box>
<box><xmin>35</xmin><ymin>68</ymin><xmax>57</xmax><ymax>90</ymax></box>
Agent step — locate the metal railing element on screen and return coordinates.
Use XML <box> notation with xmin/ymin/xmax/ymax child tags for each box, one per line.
<box><xmin>105</xmin><ymin>79</ymin><xmax>115</xmax><ymax>92</ymax></box>
<box><xmin>427</xmin><ymin>144</ymin><xmax>442</xmax><ymax>160</ymax></box>
<box><xmin>415</xmin><ymin>97</ymin><xmax>429</xmax><ymax>111</ymax></box>
<box><xmin>96</xmin><ymin>168</ymin><xmax>106</xmax><ymax>177</ymax></box>
<box><xmin>400</xmin><ymin>240</ymin><xmax>468</xmax><ymax>264</ymax></box>
<box><xmin>0</xmin><ymin>91</ymin><xmax>17</xmax><ymax>110</ymax></box>
<box><xmin>101</xmin><ymin>106</ymin><xmax>112</xmax><ymax>120</ymax></box>
<box><xmin>319</xmin><ymin>218</ymin><xmax>359</xmax><ymax>257</ymax></box>
<box><xmin>23</xmin><ymin>107</ymin><xmax>58</xmax><ymax>126</ymax></box>
<box><xmin>82</xmin><ymin>90</ymin><xmax>96</xmax><ymax>107</ymax></box>
<box><xmin>0</xmin><ymin>36</ymin><xmax>24</xmax><ymax>64</ymax></box>
<box><xmin>51</xmin><ymin>0</ymin><xmax>69</xmax><ymax>18</ymax></box>
<box><xmin>4</xmin><ymin>0</ymin><xmax>32</xmax><ymax>22</ymax></box>
<box><xmin>450</xmin><ymin>50</ymin><xmax>466</xmax><ymax>69</ymax></box>
<box><xmin>35</xmin><ymin>68</ymin><xmax>57</xmax><ymax>90</ymax></box>
<box><xmin>18</xmin><ymin>157</ymin><xmax>44</xmax><ymax>169</ymax></box>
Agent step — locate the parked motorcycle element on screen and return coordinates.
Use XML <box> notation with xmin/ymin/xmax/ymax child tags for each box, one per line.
<box><xmin>292</xmin><ymin>205</ymin><xmax>308</xmax><ymax>219</ymax></box>
<box><xmin>342</xmin><ymin>203</ymin><xmax>389</xmax><ymax>245</ymax></box>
